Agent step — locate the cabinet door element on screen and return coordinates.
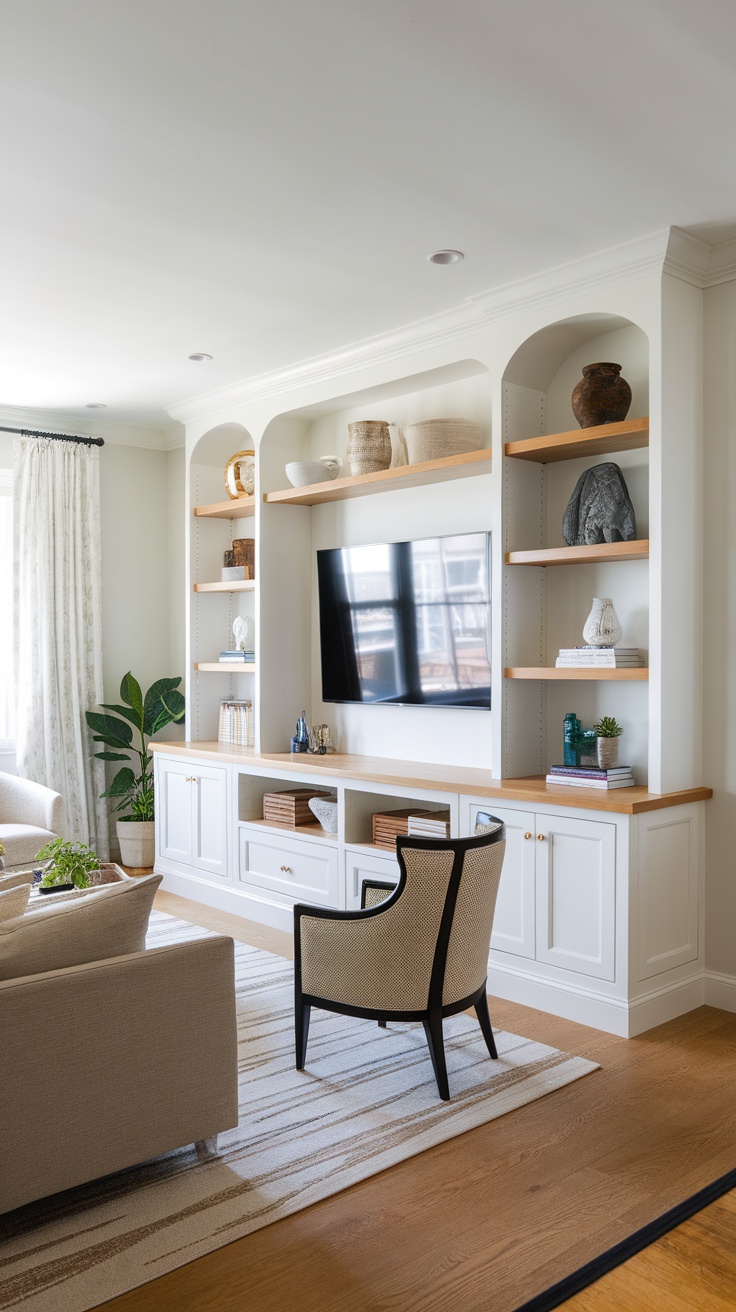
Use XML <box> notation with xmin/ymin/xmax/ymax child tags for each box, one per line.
<box><xmin>191</xmin><ymin>765</ymin><xmax>229</xmax><ymax>879</ymax></box>
<box><xmin>157</xmin><ymin>759</ymin><xmax>194</xmax><ymax>866</ymax></box>
<box><xmin>535</xmin><ymin>812</ymin><xmax>616</xmax><ymax>981</ymax></box>
<box><xmin>345</xmin><ymin>847</ymin><xmax>401</xmax><ymax>910</ymax></box>
<box><xmin>478</xmin><ymin>806</ymin><xmax>536</xmax><ymax>961</ymax></box>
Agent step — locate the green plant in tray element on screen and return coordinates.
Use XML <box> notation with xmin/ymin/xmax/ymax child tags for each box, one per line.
<box><xmin>86</xmin><ymin>673</ymin><xmax>185</xmax><ymax>822</ymax></box>
<box><xmin>35</xmin><ymin>838</ymin><xmax>100</xmax><ymax>888</ymax></box>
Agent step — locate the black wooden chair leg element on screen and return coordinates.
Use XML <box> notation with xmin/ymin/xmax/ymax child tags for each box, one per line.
<box><xmin>295</xmin><ymin>1000</ymin><xmax>312</xmax><ymax>1069</ymax></box>
<box><xmin>378</xmin><ymin>1019</ymin><xmax>387</xmax><ymax>1028</ymax></box>
<box><xmin>423</xmin><ymin>1011</ymin><xmax>450</xmax><ymax>1100</ymax></box>
<box><xmin>474</xmin><ymin>990</ymin><xmax>498</xmax><ymax>1059</ymax></box>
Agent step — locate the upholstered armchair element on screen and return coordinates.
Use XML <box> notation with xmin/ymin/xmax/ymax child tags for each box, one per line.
<box><xmin>0</xmin><ymin>772</ymin><xmax>63</xmax><ymax>867</ymax></box>
<box><xmin>294</xmin><ymin>826</ymin><xmax>506</xmax><ymax>1101</ymax></box>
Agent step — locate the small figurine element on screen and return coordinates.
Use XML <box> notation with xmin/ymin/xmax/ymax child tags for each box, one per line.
<box><xmin>232</xmin><ymin>615</ymin><xmax>254</xmax><ymax>653</ymax></box>
<box><xmin>290</xmin><ymin>710</ymin><xmax>309</xmax><ymax>754</ymax></box>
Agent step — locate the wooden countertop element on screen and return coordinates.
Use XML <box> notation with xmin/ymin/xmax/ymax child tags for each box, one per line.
<box><xmin>151</xmin><ymin>742</ymin><xmax>712</xmax><ymax>815</ymax></box>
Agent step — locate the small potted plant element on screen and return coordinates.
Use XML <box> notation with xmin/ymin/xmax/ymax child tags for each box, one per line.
<box><xmin>592</xmin><ymin>715</ymin><xmax>623</xmax><ymax>769</ymax></box>
<box><xmin>86</xmin><ymin>673</ymin><xmax>185</xmax><ymax>871</ymax></box>
<box><xmin>35</xmin><ymin>838</ymin><xmax>101</xmax><ymax>894</ymax></box>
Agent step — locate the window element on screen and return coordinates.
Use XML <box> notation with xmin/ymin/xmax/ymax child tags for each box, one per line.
<box><xmin>0</xmin><ymin>470</ymin><xmax>13</xmax><ymax>743</ymax></box>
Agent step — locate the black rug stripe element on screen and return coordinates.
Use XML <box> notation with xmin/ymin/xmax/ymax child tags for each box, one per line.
<box><xmin>512</xmin><ymin>1165</ymin><xmax>736</xmax><ymax>1312</ymax></box>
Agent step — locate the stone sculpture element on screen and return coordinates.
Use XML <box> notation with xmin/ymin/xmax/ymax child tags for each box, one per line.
<box><xmin>562</xmin><ymin>462</ymin><xmax>636</xmax><ymax>547</ymax></box>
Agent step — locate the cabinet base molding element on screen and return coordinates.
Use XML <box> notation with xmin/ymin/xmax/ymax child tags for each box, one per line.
<box><xmin>489</xmin><ymin>958</ymin><xmax>708</xmax><ymax>1038</ymax></box>
<box><xmin>156</xmin><ymin>866</ymin><xmax>294</xmax><ymax>934</ymax></box>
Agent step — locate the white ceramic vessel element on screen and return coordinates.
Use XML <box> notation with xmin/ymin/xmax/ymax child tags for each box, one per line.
<box><xmin>285</xmin><ymin>457</ymin><xmax>341</xmax><ymax>488</ymax></box>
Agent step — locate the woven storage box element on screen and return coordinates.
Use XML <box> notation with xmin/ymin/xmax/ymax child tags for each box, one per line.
<box><xmin>263</xmin><ymin>788</ymin><xmax>332</xmax><ymax>828</ymax></box>
<box><xmin>404</xmin><ymin>417</ymin><xmax>483</xmax><ymax>465</ymax></box>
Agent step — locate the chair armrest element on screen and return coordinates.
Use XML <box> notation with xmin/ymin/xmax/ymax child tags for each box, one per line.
<box><xmin>0</xmin><ymin>936</ymin><xmax>238</xmax><ymax>1213</ymax></box>
<box><xmin>0</xmin><ymin>772</ymin><xmax>63</xmax><ymax>832</ymax></box>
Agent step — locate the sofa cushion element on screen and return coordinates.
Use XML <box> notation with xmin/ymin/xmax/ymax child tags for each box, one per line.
<box><xmin>0</xmin><ymin>870</ymin><xmax>35</xmax><ymax>894</ymax></box>
<box><xmin>0</xmin><ymin>882</ymin><xmax>31</xmax><ymax>922</ymax></box>
<box><xmin>0</xmin><ymin>873</ymin><xmax>162</xmax><ymax>981</ymax></box>
<box><xmin>0</xmin><ymin>824</ymin><xmax>57</xmax><ymax>866</ymax></box>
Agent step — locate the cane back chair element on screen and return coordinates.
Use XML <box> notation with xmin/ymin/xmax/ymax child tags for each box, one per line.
<box><xmin>294</xmin><ymin>824</ymin><xmax>506</xmax><ymax>1100</ymax></box>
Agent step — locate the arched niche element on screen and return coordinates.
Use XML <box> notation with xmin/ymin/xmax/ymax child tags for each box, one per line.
<box><xmin>191</xmin><ymin>421</ymin><xmax>254</xmax><ymax>473</ymax></box>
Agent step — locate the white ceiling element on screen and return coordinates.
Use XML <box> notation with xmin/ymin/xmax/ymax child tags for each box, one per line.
<box><xmin>3</xmin><ymin>0</ymin><xmax>736</xmax><ymax>430</ymax></box>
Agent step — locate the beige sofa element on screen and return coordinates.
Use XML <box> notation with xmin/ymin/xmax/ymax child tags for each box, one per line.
<box><xmin>0</xmin><ymin>876</ymin><xmax>239</xmax><ymax>1214</ymax></box>
<box><xmin>0</xmin><ymin>771</ymin><xmax>64</xmax><ymax>866</ymax></box>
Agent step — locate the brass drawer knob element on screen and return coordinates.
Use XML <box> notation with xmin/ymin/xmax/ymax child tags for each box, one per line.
<box><xmin>537</xmin><ymin>833</ymin><xmax>546</xmax><ymax>841</ymax></box>
<box><xmin>280</xmin><ymin>864</ymin><xmax>292</xmax><ymax>874</ymax></box>
<box><xmin>524</xmin><ymin>831</ymin><xmax>532</xmax><ymax>840</ymax></box>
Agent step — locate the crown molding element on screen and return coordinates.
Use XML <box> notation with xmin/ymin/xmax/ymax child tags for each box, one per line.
<box><xmin>662</xmin><ymin>226</ymin><xmax>736</xmax><ymax>288</ymax></box>
<box><xmin>0</xmin><ymin>404</ymin><xmax>180</xmax><ymax>451</ymax></box>
<box><xmin>167</xmin><ymin>303</ymin><xmax>490</xmax><ymax>426</ymax></box>
<box><xmin>470</xmin><ymin>229</ymin><xmax>673</xmax><ymax>321</ymax></box>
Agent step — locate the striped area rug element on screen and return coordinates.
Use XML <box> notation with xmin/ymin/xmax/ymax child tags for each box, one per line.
<box><xmin>0</xmin><ymin>912</ymin><xmax>599</xmax><ymax>1312</ymax></box>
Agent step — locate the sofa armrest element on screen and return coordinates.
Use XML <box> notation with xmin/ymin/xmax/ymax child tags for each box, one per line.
<box><xmin>0</xmin><ymin>935</ymin><xmax>239</xmax><ymax>1213</ymax></box>
<box><xmin>0</xmin><ymin>772</ymin><xmax>63</xmax><ymax>833</ymax></box>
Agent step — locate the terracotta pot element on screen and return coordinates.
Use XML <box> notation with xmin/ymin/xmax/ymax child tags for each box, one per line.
<box><xmin>571</xmin><ymin>363</ymin><xmax>632</xmax><ymax>429</ymax></box>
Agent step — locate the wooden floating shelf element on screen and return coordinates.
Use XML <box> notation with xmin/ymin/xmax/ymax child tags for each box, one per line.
<box><xmin>193</xmin><ymin>496</ymin><xmax>256</xmax><ymax>520</ymax></box>
<box><xmin>506</xmin><ymin>540</ymin><xmax>649</xmax><ymax>566</ymax></box>
<box><xmin>242</xmin><ymin>818</ymin><xmax>338</xmax><ymax>843</ymax></box>
<box><xmin>504</xmin><ymin>417</ymin><xmax>649</xmax><ymax>464</ymax></box>
<box><xmin>195</xmin><ymin>663</ymin><xmax>257</xmax><ymax>673</ymax></box>
<box><xmin>505</xmin><ymin>667</ymin><xmax>649</xmax><ymax>681</ymax></box>
<box><xmin>193</xmin><ymin>580</ymin><xmax>256</xmax><ymax>593</ymax></box>
<box><xmin>263</xmin><ymin>448</ymin><xmax>492</xmax><ymax>506</ymax></box>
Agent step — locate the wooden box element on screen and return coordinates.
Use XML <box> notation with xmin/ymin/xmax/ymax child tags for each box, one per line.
<box><xmin>263</xmin><ymin>788</ymin><xmax>332</xmax><ymax>828</ymax></box>
<box><xmin>232</xmin><ymin>538</ymin><xmax>255</xmax><ymax>577</ymax></box>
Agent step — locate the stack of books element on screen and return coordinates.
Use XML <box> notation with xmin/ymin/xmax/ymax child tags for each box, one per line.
<box><xmin>218</xmin><ymin>699</ymin><xmax>253</xmax><ymax>746</ymax></box>
<box><xmin>545</xmin><ymin>765</ymin><xmax>636</xmax><ymax>790</ymax></box>
<box><xmin>407</xmin><ymin>810</ymin><xmax>451</xmax><ymax>838</ymax></box>
<box><xmin>219</xmin><ymin>649</ymin><xmax>255</xmax><ymax>663</ymax></box>
<box><xmin>555</xmin><ymin>646</ymin><xmax>644</xmax><ymax>668</ymax></box>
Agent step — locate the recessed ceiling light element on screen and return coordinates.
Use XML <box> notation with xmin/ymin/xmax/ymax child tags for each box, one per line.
<box><xmin>85</xmin><ymin>402</ymin><xmax>106</xmax><ymax>409</ymax></box>
<box><xmin>427</xmin><ymin>249</ymin><xmax>464</xmax><ymax>265</ymax></box>
<box><xmin>188</xmin><ymin>352</ymin><xmax>213</xmax><ymax>362</ymax></box>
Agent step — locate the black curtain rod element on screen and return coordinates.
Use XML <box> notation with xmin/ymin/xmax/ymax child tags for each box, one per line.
<box><xmin>0</xmin><ymin>424</ymin><xmax>104</xmax><ymax>448</ymax></box>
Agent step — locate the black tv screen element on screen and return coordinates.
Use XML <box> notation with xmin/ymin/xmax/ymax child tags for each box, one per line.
<box><xmin>317</xmin><ymin>532</ymin><xmax>491</xmax><ymax>708</ymax></box>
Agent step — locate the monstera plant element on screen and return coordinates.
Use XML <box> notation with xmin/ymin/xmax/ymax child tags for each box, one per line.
<box><xmin>86</xmin><ymin>674</ymin><xmax>185</xmax><ymax>870</ymax></box>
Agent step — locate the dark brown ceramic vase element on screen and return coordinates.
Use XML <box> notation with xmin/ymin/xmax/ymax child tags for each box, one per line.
<box><xmin>571</xmin><ymin>362</ymin><xmax>632</xmax><ymax>429</ymax></box>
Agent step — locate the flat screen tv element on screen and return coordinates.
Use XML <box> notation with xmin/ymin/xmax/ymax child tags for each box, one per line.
<box><xmin>317</xmin><ymin>531</ymin><xmax>491</xmax><ymax>708</ymax></box>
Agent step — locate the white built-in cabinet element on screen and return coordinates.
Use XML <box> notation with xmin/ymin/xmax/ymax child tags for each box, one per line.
<box><xmin>166</xmin><ymin>252</ymin><xmax>710</xmax><ymax>1037</ymax></box>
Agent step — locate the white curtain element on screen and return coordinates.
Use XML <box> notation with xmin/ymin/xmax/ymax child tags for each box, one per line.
<box><xmin>13</xmin><ymin>436</ymin><xmax>109</xmax><ymax>857</ymax></box>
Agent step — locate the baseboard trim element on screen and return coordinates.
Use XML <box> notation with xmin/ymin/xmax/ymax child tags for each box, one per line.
<box><xmin>488</xmin><ymin>961</ymin><xmax>630</xmax><ymax>1036</ymax></box>
<box><xmin>156</xmin><ymin>866</ymin><xmax>294</xmax><ymax>933</ymax></box>
<box><xmin>704</xmin><ymin>971</ymin><xmax>736</xmax><ymax>1012</ymax></box>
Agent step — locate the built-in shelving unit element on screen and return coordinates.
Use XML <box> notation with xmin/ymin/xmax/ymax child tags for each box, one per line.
<box><xmin>194</xmin><ymin>662</ymin><xmax>257</xmax><ymax>673</ymax></box>
<box><xmin>505</xmin><ymin>667</ymin><xmax>648</xmax><ymax>681</ymax></box>
<box><xmin>194</xmin><ymin>495</ymin><xmax>256</xmax><ymax>519</ymax></box>
<box><xmin>262</xmin><ymin>447</ymin><xmax>492</xmax><ymax>507</ymax></box>
<box><xmin>504</xmin><ymin>416</ymin><xmax>649</xmax><ymax>463</ymax></box>
<box><xmin>193</xmin><ymin>580</ymin><xmax>256</xmax><ymax>593</ymax></box>
<box><xmin>505</xmin><ymin>540</ymin><xmax>650</xmax><ymax>566</ymax></box>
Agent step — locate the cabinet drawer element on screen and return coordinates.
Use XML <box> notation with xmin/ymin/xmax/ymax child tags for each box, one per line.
<box><xmin>345</xmin><ymin>847</ymin><xmax>400</xmax><ymax>909</ymax></box>
<box><xmin>238</xmin><ymin>828</ymin><xmax>338</xmax><ymax>905</ymax></box>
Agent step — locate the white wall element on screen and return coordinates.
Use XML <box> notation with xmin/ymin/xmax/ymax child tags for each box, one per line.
<box><xmin>703</xmin><ymin>281</ymin><xmax>736</xmax><ymax>976</ymax></box>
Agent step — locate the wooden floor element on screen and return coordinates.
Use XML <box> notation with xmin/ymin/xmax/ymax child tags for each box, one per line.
<box><xmin>99</xmin><ymin>892</ymin><xmax>736</xmax><ymax>1312</ymax></box>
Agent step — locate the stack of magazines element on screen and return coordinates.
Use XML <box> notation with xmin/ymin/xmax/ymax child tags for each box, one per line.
<box><xmin>555</xmin><ymin>646</ymin><xmax>644</xmax><ymax>668</ymax></box>
<box><xmin>407</xmin><ymin>810</ymin><xmax>451</xmax><ymax>838</ymax></box>
<box><xmin>219</xmin><ymin>649</ymin><xmax>255</xmax><ymax>663</ymax></box>
<box><xmin>545</xmin><ymin>764</ymin><xmax>635</xmax><ymax>789</ymax></box>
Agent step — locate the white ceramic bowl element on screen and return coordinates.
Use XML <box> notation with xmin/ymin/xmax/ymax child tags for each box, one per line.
<box><xmin>285</xmin><ymin>459</ymin><xmax>340</xmax><ymax>488</ymax></box>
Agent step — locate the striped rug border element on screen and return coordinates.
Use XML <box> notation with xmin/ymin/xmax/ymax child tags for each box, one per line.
<box><xmin>513</xmin><ymin>1165</ymin><xmax>736</xmax><ymax>1312</ymax></box>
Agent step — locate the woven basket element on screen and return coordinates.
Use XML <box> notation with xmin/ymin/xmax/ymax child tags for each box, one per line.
<box><xmin>346</xmin><ymin>421</ymin><xmax>392</xmax><ymax>476</ymax></box>
<box><xmin>404</xmin><ymin>417</ymin><xmax>483</xmax><ymax>464</ymax></box>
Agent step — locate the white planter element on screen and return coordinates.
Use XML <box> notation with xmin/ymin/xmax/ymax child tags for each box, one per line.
<box><xmin>116</xmin><ymin>820</ymin><xmax>155</xmax><ymax>872</ymax></box>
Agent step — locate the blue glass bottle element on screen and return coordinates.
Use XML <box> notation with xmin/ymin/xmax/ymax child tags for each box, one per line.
<box><xmin>563</xmin><ymin>713</ymin><xmax>581</xmax><ymax>766</ymax></box>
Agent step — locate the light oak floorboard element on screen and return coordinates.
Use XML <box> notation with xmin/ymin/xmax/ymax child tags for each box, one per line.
<box><xmin>95</xmin><ymin>894</ymin><xmax>736</xmax><ymax>1312</ymax></box>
